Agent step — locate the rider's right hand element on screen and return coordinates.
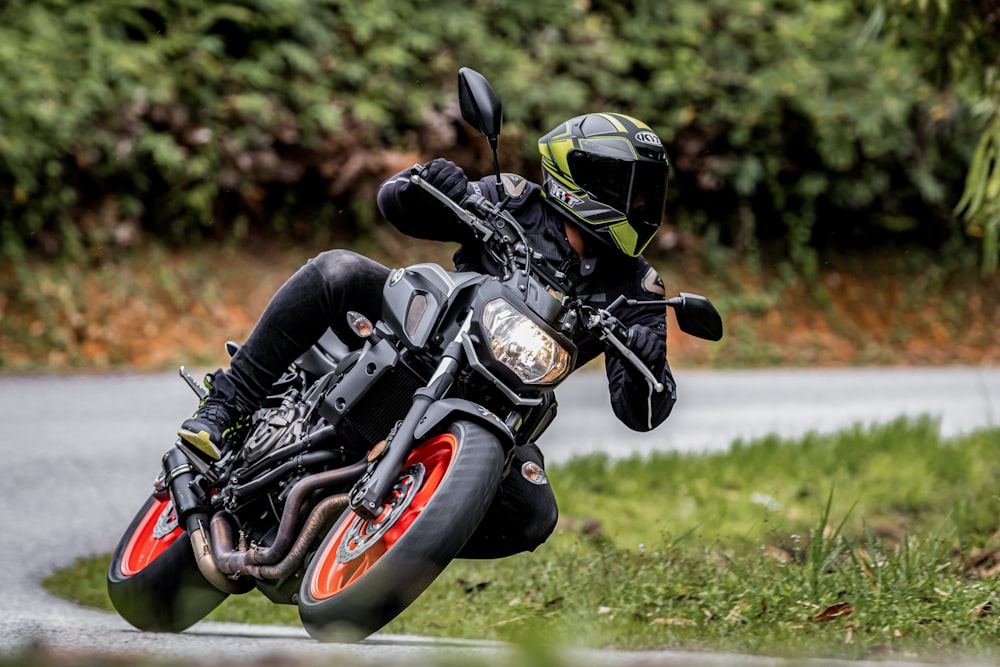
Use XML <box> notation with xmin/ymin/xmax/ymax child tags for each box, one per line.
<box><xmin>421</xmin><ymin>158</ymin><xmax>468</xmax><ymax>203</ymax></box>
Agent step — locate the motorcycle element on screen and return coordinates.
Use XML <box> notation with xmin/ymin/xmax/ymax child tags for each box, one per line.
<box><xmin>106</xmin><ymin>68</ymin><xmax>724</xmax><ymax>642</ymax></box>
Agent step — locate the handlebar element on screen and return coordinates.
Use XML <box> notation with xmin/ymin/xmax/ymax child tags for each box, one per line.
<box><xmin>409</xmin><ymin>169</ymin><xmax>496</xmax><ymax>241</ymax></box>
<box><xmin>409</xmin><ymin>167</ymin><xmax>532</xmax><ymax>280</ymax></box>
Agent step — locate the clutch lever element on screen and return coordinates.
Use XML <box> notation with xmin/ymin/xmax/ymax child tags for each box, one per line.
<box><xmin>409</xmin><ymin>168</ymin><xmax>495</xmax><ymax>242</ymax></box>
<box><xmin>584</xmin><ymin>306</ymin><xmax>665</xmax><ymax>394</ymax></box>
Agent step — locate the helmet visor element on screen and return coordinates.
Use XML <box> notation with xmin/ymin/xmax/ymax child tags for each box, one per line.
<box><xmin>568</xmin><ymin>151</ymin><xmax>668</xmax><ymax>229</ymax></box>
<box><xmin>628</xmin><ymin>160</ymin><xmax>669</xmax><ymax>228</ymax></box>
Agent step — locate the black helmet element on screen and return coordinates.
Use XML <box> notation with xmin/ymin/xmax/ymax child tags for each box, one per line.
<box><xmin>538</xmin><ymin>113</ymin><xmax>670</xmax><ymax>257</ymax></box>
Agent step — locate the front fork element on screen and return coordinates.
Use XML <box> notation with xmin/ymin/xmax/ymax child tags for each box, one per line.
<box><xmin>347</xmin><ymin>313</ymin><xmax>472</xmax><ymax>520</ymax></box>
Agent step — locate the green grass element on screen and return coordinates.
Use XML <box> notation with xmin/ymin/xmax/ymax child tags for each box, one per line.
<box><xmin>49</xmin><ymin>417</ymin><xmax>1000</xmax><ymax>662</ymax></box>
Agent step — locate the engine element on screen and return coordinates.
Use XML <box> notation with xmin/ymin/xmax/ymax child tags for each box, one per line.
<box><xmin>242</xmin><ymin>392</ymin><xmax>312</xmax><ymax>465</ymax></box>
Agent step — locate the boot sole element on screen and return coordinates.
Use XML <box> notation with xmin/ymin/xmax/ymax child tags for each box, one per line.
<box><xmin>178</xmin><ymin>429</ymin><xmax>222</xmax><ymax>461</ymax></box>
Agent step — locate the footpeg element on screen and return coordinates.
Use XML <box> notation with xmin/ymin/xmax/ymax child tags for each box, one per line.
<box><xmin>179</xmin><ymin>366</ymin><xmax>208</xmax><ymax>399</ymax></box>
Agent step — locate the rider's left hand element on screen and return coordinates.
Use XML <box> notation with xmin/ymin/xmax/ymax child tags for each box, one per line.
<box><xmin>623</xmin><ymin>324</ymin><xmax>666</xmax><ymax>374</ymax></box>
<box><xmin>421</xmin><ymin>158</ymin><xmax>468</xmax><ymax>203</ymax></box>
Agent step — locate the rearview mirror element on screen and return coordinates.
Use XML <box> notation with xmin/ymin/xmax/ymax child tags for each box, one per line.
<box><xmin>666</xmin><ymin>293</ymin><xmax>724</xmax><ymax>342</ymax></box>
<box><xmin>458</xmin><ymin>67</ymin><xmax>502</xmax><ymax>142</ymax></box>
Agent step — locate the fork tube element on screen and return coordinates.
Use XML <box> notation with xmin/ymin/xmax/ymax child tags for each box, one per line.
<box><xmin>348</xmin><ymin>313</ymin><xmax>472</xmax><ymax>520</ymax></box>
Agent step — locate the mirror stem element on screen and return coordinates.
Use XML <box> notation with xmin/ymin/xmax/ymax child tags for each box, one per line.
<box><xmin>489</xmin><ymin>136</ymin><xmax>505</xmax><ymax>199</ymax></box>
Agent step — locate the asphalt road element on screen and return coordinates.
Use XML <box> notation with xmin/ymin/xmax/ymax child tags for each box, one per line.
<box><xmin>1</xmin><ymin>366</ymin><xmax>999</xmax><ymax>666</ymax></box>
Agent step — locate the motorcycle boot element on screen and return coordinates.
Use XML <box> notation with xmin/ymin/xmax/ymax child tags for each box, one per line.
<box><xmin>178</xmin><ymin>369</ymin><xmax>252</xmax><ymax>461</ymax></box>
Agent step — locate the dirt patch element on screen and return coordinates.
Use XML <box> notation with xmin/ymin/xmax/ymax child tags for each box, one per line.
<box><xmin>1</xmin><ymin>237</ymin><xmax>997</xmax><ymax>372</ymax></box>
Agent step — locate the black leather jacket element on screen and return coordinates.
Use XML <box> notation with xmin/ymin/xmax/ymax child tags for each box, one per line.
<box><xmin>377</xmin><ymin>169</ymin><xmax>676</xmax><ymax>432</ymax></box>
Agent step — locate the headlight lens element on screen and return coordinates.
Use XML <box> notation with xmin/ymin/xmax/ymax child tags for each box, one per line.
<box><xmin>481</xmin><ymin>298</ymin><xmax>571</xmax><ymax>385</ymax></box>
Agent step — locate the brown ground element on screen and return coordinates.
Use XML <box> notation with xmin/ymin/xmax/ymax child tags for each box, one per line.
<box><xmin>1</xmin><ymin>233</ymin><xmax>998</xmax><ymax>373</ymax></box>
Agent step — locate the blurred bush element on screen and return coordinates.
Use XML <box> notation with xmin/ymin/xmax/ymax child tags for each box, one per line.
<box><xmin>878</xmin><ymin>0</ymin><xmax>1000</xmax><ymax>277</ymax></box>
<box><xmin>0</xmin><ymin>0</ymin><xmax>985</xmax><ymax>269</ymax></box>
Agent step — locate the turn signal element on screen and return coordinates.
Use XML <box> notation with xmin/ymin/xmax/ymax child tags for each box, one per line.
<box><xmin>346</xmin><ymin>311</ymin><xmax>374</xmax><ymax>337</ymax></box>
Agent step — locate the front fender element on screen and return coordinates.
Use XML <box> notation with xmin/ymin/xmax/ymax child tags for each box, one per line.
<box><xmin>413</xmin><ymin>398</ymin><xmax>515</xmax><ymax>449</ymax></box>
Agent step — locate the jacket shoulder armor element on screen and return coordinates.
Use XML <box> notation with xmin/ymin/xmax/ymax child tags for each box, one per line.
<box><xmin>472</xmin><ymin>173</ymin><xmax>538</xmax><ymax>205</ymax></box>
<box><xmin>638</xmin><ymin>262</ymin><xmax>666</xmax><ymax>298</ymax></box>
<box><xmin>500</xmin><ymin>173</ymin><xmax>529</xmax><ymax>199</ymax></box>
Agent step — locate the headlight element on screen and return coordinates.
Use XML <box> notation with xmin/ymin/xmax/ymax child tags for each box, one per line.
<box><xmin>481</xmin><ymin>298</ymin><xmax>571</xmax><ymax>385</ymax></box>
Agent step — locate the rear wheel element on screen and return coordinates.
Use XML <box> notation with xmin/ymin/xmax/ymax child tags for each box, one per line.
<box><xmin>298</xmin><ymin>420</ymin><xmax>504</xmax><ymax>641</ymax></box>
<box><xmin>107</xmin><ymin>495</ymin><xmax>229</xmax><ymax>632</ymax></box>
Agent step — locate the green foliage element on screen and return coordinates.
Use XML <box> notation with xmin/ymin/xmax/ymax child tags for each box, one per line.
<box><xmin>957</xmin><ymin>114</ymin><xmax>1000</xmax><ymax>277</ymax></box>
<box><xmin>616</xmin><ymin>0</ymin><xmax>975</xmax><ymax>270</ymax></box>
<box><xmin>877</xmin><ymin>0</ymin><xmax>1000</xmax><ymax>275</ymax></box>
<box><xmin>0</xmin><ymin>0</ymin><xmax>985</xmax><ymax>268</ymax></box>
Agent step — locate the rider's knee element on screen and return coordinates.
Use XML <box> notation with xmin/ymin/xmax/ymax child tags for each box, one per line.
<box><xmin>309</xmin><ymin>249</ymin><xmax>363</xmax><ymax>279</ymax></box>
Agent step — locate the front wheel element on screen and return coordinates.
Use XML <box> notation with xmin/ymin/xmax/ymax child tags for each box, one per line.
<box><xmin>107</xmin><ymin>495</ymin><xmax>229</xmax><ymax>632</ymax></box>
<box><xmin>298</xmin><ymin>420</ymin><xmax>504</xmax><ymax>642</ymax></box>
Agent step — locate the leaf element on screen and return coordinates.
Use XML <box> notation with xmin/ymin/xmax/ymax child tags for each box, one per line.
<box><xmin>724</xmin><ymin>604</ymin><xmax>745</xmax><ymax>622</ymax></box>
<box><xmin>973</xmin><ymin>600</ymin><xmax>994</xmax><ymax>618</ymax></box>
<box><xmin>962</xmin><ymin>548</ymin><xmax>1000</xmax><ymax>577</ymax></box>
<box><xmin>812</xmin><ymin>601</ymin><xmax>855</xmax><ymax>622</ymax></box>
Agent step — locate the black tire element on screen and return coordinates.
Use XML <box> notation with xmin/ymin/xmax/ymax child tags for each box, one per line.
<box><xmin>107</xmin><ymin>495</ymin><xmax>229</xmax><ymax>632</ymax></box>
<box><xmin>298</xmin><ymin>420</ymin><xmax>504</xmax><ymax>642</ymax></box>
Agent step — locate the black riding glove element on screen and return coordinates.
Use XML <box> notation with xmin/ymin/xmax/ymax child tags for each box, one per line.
<box><xmin>421</xmin><ymin>158</ymin><xmax>468</xmax><ymax>203</ymax></box>
<box><xmin>623</xmin><ymin>324</ymin><xmax>666</xmax><ymax>378</ymax></box>
<box><xmin>605</xmin><ymin>321</ymin><xmax>675</xmax><ymax>431</ymax></box>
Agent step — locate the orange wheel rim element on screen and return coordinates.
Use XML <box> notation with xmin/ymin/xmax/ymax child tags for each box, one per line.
<box><xmin>309</xmin><ymin>434</ymin><xmax>458</xmax><ymax>600</ymax></box>
<box><xmin>120</xmin><ymin>498</ymin><xmax>183</xmax><ymax>576</ymax></box>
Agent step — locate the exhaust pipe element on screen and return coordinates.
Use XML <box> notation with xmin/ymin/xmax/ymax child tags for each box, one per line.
<box><xmin>199</xmin><ymin>459</ymin><xmax>368</xmax><ymax>584</ymax></box>
<box><xmin>212</xmin><ymin>493</ymin><xmax>351</xmax><ymax>580</ymax></box>
<box><xmin>186</xmin><ymin>513</ymin><xmax>254</xmax><ymax>594</ymax></box>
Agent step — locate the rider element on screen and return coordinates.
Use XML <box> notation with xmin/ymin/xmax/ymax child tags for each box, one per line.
<box><xmin>179</xmin><ymin>112</ymin><xmax>677</xmax><ymax>557</ymax></box>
